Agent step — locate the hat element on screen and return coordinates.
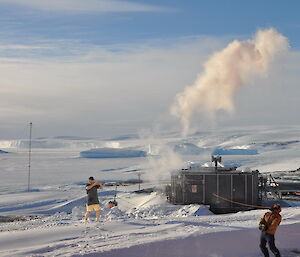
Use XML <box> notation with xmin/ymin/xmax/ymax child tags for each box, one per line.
<box><xmin>270</xmin><ymin>203</ymin><xmax>281</xmax><ymax>211</ymax></box>
<box><xmin>89</xmin><ymin>176</ymin><xmax>95</xmax><ymax>180</ymax></box>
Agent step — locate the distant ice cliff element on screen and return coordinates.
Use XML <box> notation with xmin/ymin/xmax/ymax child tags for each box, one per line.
<box><xmin>80</xmin><ymin>147</ymin><xmax>147</xmax><ymax>158</ymax></box>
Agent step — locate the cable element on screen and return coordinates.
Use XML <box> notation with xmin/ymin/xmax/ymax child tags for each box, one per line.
<box><xmin>114</xmin><ymin>196</ymin><xmax>137</xmax><ymax>207</ymax></box>
<box><xmin>212</xmin><ymin>193</ymin><xmax>272</xmax><ymax>209</ymax></box>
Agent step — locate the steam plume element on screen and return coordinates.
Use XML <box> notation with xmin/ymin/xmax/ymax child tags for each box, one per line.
<box><xmin>171</xmin><ymin>28</ymin><xmax>289</xmax><ymax>135</ymax></box>
<box><xmin>144</xmin><ymin>144</ymin><xmax>183</xmax><ymax>183</ymax></box>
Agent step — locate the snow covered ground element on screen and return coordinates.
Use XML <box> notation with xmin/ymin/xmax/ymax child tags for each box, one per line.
<box><xmin>0</xmin><ymin>191</ymin><xmax>300</xmax><ymax>257</ymax></box>
<box><xmin>1</xmin><ymin>126</ymin><xmax>300</xmax><ymax>257</ymax></box>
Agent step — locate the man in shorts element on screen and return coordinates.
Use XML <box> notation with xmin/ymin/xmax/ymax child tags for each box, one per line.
<box><xmin>83</xmin><ymin>176</ymin><xmax>103</xmax><ymax>222</ymax></box>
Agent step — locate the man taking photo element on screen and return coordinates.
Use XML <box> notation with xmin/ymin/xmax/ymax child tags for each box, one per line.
<box><xmin>83</xmin><ymin>176</ymin><xmax>103</xmax><ymax>222</ymax></box>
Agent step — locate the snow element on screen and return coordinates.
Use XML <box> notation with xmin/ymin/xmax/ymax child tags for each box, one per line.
<box><xmin>0</xmin><ymin>191</ymin><xmax>299</xmax><ymax>257</ymax></box>
<box><xmin>80</xmin><ymin>148</ymin><xmax>147</xmax><ymax>158</ymax></box>
<box><xmin>1</xmin><ymin>126</ymin><xmax>300</xmax><ymax>256</ymax></box>
<box><xmin>76</xmin><ymin>223</ymin><xmax>300</xmax><ymax>257</ymax></box>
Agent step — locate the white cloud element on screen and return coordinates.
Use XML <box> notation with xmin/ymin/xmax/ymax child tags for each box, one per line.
<box><xmin>0</xmin><ymin>37</ymin><xmax>222</xmax><ymax>137</ymax></box>
<box><xmin>0</xmin><ymin>0</ymin><xmax>173</xmax><ymax>13</ymax></box>
<box><xmin>0</xmin><ymin>36</ymin><xmax>299</xmax><ymax>138</ymax></box>
<box><xmin>0</xmin><ymin>45</ymin><xmax>51</xmax><ymax>50</ymax></box>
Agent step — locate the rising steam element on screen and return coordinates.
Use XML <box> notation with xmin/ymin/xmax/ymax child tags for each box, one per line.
<box><xmin>171</xmin><ymin>28</ymin><xmax>289</xmax><ymax>135</ymax></box>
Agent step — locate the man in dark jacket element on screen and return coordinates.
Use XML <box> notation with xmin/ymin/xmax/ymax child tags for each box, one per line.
<box><xmin>83</xmin><ymin>176</ymin><xmax>103</xmax><ymax>222</ymax></box>
<box><xmin>259</xmin><ymin>203</ymin><xmax>282</xmax><ymax>257</ymax></box>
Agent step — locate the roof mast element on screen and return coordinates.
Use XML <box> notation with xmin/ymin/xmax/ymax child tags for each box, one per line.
<box><xmin>27</xmin><ymin>122</ymin><xmax>32</xmax><ymax>192</ymax></box>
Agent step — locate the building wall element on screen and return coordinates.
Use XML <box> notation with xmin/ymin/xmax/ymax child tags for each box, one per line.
<box><xmin>171</xmin><ymin>169</ymin><xmax>259</xmax><ymax>213</ymax></box>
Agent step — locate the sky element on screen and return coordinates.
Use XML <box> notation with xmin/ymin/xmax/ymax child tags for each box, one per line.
<box><xmin>0</xmin><ymin>0</ymin><xmax>300</xmax><ymax>139</ymax></box>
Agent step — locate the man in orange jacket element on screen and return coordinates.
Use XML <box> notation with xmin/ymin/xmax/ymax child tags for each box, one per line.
<box><xmin>259</xmin><ymin>203</ymin><xmax>282</xmax><ymax>257</ymax></box>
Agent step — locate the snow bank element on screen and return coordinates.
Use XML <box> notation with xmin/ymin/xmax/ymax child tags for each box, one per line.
<box><xmin>0</xmin><ymin>150</ymin><xmax>9</xmax><ymax>154</ymax></box>
<box><xmin>80</xmin><ymin>148</ymin><xmax>147</xmax><ymax>158</ymax></box>
<box><xmin>115</xmin><ymin>192</ymin><xmax>212</xmax><ymax>219</ymax></box>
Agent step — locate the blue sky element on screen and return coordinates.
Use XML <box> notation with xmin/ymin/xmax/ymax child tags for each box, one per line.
<box><xmin>1</xmin><ymin>0</ymin><xmax>300</xmax><ymax>50</ymax></box>
<box><xmin>0</xmin><ymin>0</ymin><xmax>300</xmax><ymax>138</ymax></box>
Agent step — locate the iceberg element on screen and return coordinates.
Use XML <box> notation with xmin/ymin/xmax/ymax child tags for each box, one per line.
<box><xmin>80</xmin><ymin>147</ymin><xmax>147</xmax><ymax>158</ymax></box>
<box><xmin>212</xmin><ymin>148</ymin><xmax>258</xmax><ymax>155</ymax></box>
<box><xmin>0</xmin><ymin>139</ymin><xmax>103</xmax><ymax>149</ymax></box>
<box><xmin>254</xmin><ymin>140</ymin><xmax>300</xmax><ymax>151</ymax></box>
<box><xmin>173</xmin><ymin>143</ymin><xmax>204</xmax><ymax>155</ymax></box>
<box><xmin>107</xmin><ymin>134</ymin><xmax>138</xmax><ymax>141</ymax></box>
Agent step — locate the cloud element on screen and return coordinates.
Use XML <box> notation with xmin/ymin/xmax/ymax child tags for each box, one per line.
<box><xmin>0</xmin><ymin>0</ymin><xmax>173</xmax><ymax>13</ymax></box>
<box><xmin>0</xmin><ymin>37</ymin><xmax>223</xmax><ymax>138</ymax></box>
<box><xmin>0</xmin><ymin>35</ymin><xmax>299</xmax><ymax>138</ymax></box>
<box><xmin>0</xmin><ymin>45</ymin><xmax>51</xmax><ymax>50</ymax></box>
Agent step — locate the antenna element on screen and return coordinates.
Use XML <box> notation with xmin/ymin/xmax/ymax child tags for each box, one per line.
<box><xmin>27</xmin><ymin>122</ymin><xmax>32</xmax><ymax>192</ymax></box>
<box><xmin>211</xmin><ymin>155</ymin><xmax>222</xmax><ymax>170</ymax></box>
<box><xmin>138</xmin><ymin>172</ymin><xmax>141</xmax><ymax>191</ymax></box>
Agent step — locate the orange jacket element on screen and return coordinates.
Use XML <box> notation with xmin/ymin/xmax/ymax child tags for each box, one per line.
<box><xmin>261</xmin><ymin>211</ymin><xmax>282</xmax><ymax>235</ymax></box>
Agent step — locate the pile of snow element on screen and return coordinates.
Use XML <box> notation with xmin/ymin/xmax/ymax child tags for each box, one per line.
<box><xmin>115</xmin><ymin>192</ymin><xmax>212</xmax><ymax>219</ymax></box>
<box><xmin>171</xmin><ymin>205</ymin><xmax>212</xmax><ymax>217</ymax></box>
<box><xmin>103</xmin><ymin>207</ymin><xmax>127</xmax><ymax>221</ymax></box>
<box><xmin>80</xmin><ymin>148</ymin><xmax>147</xmax><ymax>158</ymax></box>
<box><xmin>71</xmin><ymin>206</ymin><xmax>86</xmax><ymax>220</ymax></box>
<box><xmin>71</xmin><ymin>205</ymin><xmax>127</xmax><ymax>222</ymax></box>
